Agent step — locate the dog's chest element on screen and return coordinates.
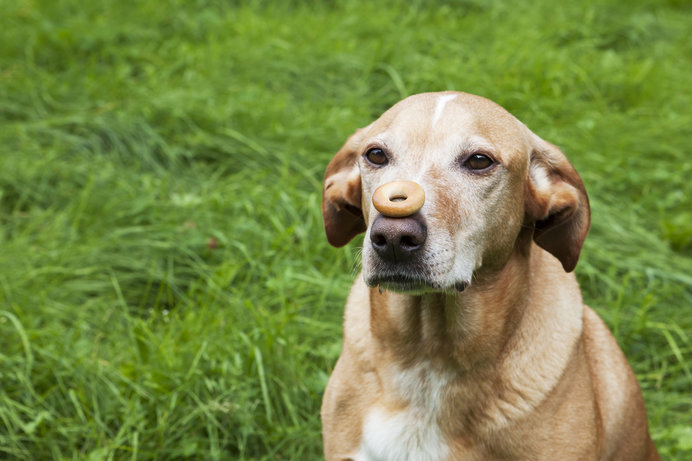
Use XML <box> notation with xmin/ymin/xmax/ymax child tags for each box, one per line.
<box><xmin>354</xmin><ymin>363</ymin><xmax>453</xmax><ymax>461</ymax></box>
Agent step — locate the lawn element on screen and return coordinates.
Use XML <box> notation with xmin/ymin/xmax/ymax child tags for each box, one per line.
<box><xmin>1</xmin><ymin>0</ymin><xmax>690</xmax><ymax>459</ymax></box>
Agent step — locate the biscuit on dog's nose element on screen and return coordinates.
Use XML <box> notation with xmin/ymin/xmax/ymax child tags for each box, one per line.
<box><xmin>372</xmin><ymin>180</ymin><xmax>425</xmax><ymax>217</ymax></box>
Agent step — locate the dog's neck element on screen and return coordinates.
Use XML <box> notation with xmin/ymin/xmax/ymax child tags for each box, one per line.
<box><xmin>363</xmin><ymin>243</ymin><xmax>585</xmax><ymax>436</ymax></box>
<box><xmin>368</xmin><ymin>242</ymin><xmax>584</xmax><ymax>378</ymax></box>
<box><xmin>370</xmin><ymin>249</ymin><xmax>521</xmax><ymax>368</ymax></box>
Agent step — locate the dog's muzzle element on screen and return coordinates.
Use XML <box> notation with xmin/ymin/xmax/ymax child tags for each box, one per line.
<box><xmin>370</xmin><ymin>180</ymin><xmax>427</xmax><ymax>265</ymax></box>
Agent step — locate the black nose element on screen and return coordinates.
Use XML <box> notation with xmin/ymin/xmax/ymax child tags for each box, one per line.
<box><xmin>370</xmin><ymin>215</ymin><xmax>427</xmax><ymax>263</ymax></box>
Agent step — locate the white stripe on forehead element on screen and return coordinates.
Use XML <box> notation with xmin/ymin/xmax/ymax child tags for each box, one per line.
<box><xmin>432</xmin><ymin>93</ymin><xmax>458</xmax><ymax>127</ymax></box>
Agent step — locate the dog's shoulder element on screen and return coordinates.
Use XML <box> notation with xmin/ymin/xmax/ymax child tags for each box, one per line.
<box><xmin>582</xmin><ymin>306</ymin><xmax>655</xmax><ymax>460</ymax></box>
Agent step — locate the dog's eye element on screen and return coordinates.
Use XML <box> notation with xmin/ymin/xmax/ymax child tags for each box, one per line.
<box><xmin>464</xmin><ymin>153</ymin><xmax>494</xmax><ymax>171</ymax></box>
<box><xmin>364</xmin><ymin>148</ymin><xmax>388</xmax><ymax>166</ymax></box>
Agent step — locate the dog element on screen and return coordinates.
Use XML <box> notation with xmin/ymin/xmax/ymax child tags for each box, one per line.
<box><xmin>320</xmin><ymin>92</ymin><xmax>659</xmax><ymax>460</ymax></box>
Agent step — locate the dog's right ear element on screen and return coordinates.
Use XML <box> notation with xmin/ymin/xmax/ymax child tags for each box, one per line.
<box><xmin>321</xmin><ymin>128</ymin><xmax>367</xmax><ymax>247</ymax></box>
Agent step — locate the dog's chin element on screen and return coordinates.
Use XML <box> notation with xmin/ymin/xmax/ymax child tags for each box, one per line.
<box><xmin>365</xmin><ymin>274</ymin><xmax>468</xmax><ymax>294</ymax></box>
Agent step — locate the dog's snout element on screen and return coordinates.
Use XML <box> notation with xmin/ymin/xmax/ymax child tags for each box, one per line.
<box><xmin>370</xmin><ymin>215</ymin><xmax>427</xmax><ymax>263</ymax></box>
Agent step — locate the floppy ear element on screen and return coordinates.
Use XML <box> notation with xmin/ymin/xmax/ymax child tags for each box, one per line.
<box><xmin>525</xmin><ymin>137</ymin><xmax>591</xmax><ymax>272</ymax></box>
<box><xmin>321</xmin><ymin>128</ymin><xmax>367</xmax><ymax>247</ymax></box>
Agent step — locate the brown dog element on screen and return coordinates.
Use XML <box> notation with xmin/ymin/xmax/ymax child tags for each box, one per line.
<box><xmin>320</xmin><ymin>92</ymin><xmax>659</xmax><ymax>460</ymax></box>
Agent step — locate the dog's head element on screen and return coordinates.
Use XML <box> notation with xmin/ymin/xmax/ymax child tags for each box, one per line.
<box><xmin>322</xmin><ymin>92</ymin><xmax>590</xmax><ymax>293</ymax></box>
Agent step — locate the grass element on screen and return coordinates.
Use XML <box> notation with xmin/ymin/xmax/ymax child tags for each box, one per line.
<box><xmin>0</xmin><ymin>0</ymin><xmax>690</xmax><ymax>459</ymax></box>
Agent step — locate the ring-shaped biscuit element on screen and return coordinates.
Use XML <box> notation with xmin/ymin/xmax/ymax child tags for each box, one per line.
<box><xmin>372</xmin><ymin>180</ymin><xmax>425</xmax><ymax>217</ymax></box>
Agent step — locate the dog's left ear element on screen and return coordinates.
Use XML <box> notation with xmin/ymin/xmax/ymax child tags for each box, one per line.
<box><xmin>321</xmin><ymin>128</ymin><xmax>368</xmax><ymax>247</ymax></box>
<box><xmin>525</xmin><ymin>136</ymin><xmax>591</xmax><ymax>272</ymax></box>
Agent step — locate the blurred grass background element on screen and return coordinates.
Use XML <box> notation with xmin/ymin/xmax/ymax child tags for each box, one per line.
<box><xmin>1</xmin><ymin>0</ymin><xmax>690</xmax><ymax>459</ymax></box>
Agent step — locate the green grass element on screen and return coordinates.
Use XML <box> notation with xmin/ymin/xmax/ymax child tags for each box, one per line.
<box><xmin>1</xmin><ymin>0</ymin><xmax>690</xmax><ymax>459</ymax></box>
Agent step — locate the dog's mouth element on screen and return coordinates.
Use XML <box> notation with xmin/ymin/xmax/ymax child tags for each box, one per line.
<box><xmin>366</xmin><ymin>274</ymin><xmax>467</xmax><ymax>294</ymax></box>
<box><xmin>363</xmin><ymin>243</ymin><xmax>471</xmax><ymax>294</ymax></box>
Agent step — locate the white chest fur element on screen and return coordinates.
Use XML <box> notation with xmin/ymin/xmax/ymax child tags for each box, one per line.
<box><xmin>354</xmin><ymin>363</ymin><xmax>452</xmax><ymax>461</ymax></box>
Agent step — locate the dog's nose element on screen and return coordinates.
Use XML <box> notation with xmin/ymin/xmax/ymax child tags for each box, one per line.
<box><xmin>370</xmin><ymin>215</ymin><xmax>427</xmax><ymax>263</ymax></box>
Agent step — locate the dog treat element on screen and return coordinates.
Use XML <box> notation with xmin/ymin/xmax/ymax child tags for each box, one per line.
<box><xmin>372</xmin><ymin>180</ymin><xmax>425</xmax><ymax>217</ymax></box>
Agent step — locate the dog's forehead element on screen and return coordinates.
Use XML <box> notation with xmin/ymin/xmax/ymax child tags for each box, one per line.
<box><xmin>366</xmin><ymin>92</ymin><xmax>528</xmax><ymax>158</ymax></box>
